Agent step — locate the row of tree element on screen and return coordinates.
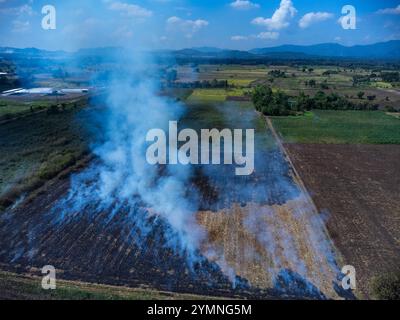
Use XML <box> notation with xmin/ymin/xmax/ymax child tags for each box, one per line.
<box><xmin>268</xmin><ymin>70</ymin><xmax>287</xmax><ymax>78</ymax></box>
<box><xmin>381</xmin><ymin>71</ymin><xmax>400</xmax><ymax>82</ymax></box>
<box><xmin>167</xmin><ymin>79</ymin><xmax>230</xmax><ymax>89</ymax></box>
<box><xmin>252</xmin><ymin>85</ymin><xmax>380</xmax><ymax>116</ymax></box>
<box><xmin>353</xmin><ymin>71</ymin><xmax>400</xmax><ymax>86</ymax></box>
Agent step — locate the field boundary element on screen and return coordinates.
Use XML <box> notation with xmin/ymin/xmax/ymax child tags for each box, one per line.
<box><xmin>260</xmin><ymin>113</ymin><xmax>347</xmax><ymax>291</ymax></box>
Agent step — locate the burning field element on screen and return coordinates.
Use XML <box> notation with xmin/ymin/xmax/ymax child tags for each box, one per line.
<box><xmin>0</xmin><ymin>53</ymin><xmax>349</xmax><ymax>300</ymax></box>
<box><xmin>0</xmin><ymin>154</ymin><xmax>343</xmax><ymax>299</ymax></box>
<box><xmin>0</xmin><ymin>96</ymin><xmax>345</xmax><ymax>300</ymax></box>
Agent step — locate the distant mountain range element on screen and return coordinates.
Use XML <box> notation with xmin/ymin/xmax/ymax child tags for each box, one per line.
<box><xmin>179</xmin><ymin>41</ymin><xmax>400</xmax><ymax>59</ymax></box>
<box><xmin>249</xmin><ymin>41</ymin><xmax>400</xmax><ymax>59</ymax></box>
<box><xmin>1</xmin><ymin>40</ymin><xmax>399</xmax><ymax>60</ymax></box>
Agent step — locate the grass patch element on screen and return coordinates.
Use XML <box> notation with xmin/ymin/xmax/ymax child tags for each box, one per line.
<box><xmin>0</xmin><ymin>270</ymin><xmax>216</xmax><ymax>300</ymax></box>
<box><xmin>0</xmin><ymin>98</ymin><xmax>87</xmax><ymax>121</ymax></box>
<box><xmin>227</xmin><ymin>79</ymin><xmax>254</xmax><ymax>87</ymax></box>
<box><xmin>370</xmin><ymin>81</ymin><xmax>393</xmax><ymax>89</ymax></box>
<box><xmin>0</xmin><ymin>104</ymin><xmax>32</xmax><ymax>117</ymax></box>
<box><xmin>271</xmin><ymin>110</ymin><xmax>400</xmax><ymax>144</ymax></box>
<box><xmin>187</xmin><ymin>88</ymin><xmax>247</xmax><ymax>103</ymax></box>
<box><xmin>0</xmin><ymin>100</ymin><xmax>51</xmax><ymax>119</ymax></box>
<box><xmin>187</xmin><ymin>89</ymin><xmax>228</xmax><ymax>103</ymax></box>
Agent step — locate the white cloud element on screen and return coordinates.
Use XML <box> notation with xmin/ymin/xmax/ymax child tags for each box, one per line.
<box><xmin>108</xmin><ymin>1</ymin><xmax>153</xmax><ymax>18</ymax></box>
<box><xmin>299</xmin><ymin>12</ymin><xmax>333</xmax><ymax>29</ymax></box>
<box><xmin>0</xmin><ymin>4</ymin><xmax>35</xmax><ymax>16</ymax></box>
<box><xmin>252</xmin><ymin>0</ymin><xmax>296</xmax><ymax>30</ymax></box>
<box><xmin>377</xmin><ymin>5</ymin><xmax>400</xmax><ymax>15</ymax></box>
<box><xmin>256</xmin><ymin>31</ymin><xmax>279</xmax><ymax>39</ymax></box>
<box><xmin>230</xmin><ymin>0</ymin><xmax>260</xmax><ymax>10</ymax></box>
<box><xmin>167</xmin><ymin>16</ymin><xmax>209</xmax><ymax>38</ymax></box>
<box><xmin>231</xmin><ymin>35</ymin><xmax>248</xmax><ymax>41</ymax></box>
<box><xmin>1</xmin><ymin>3</ymin><xmax>35</xmax><ymax>33</ymax></box>
<box><xmin>12</xmin><ymin>20</ymin><xmax>30</xmax><ymax>33</ymax></box>
<box><xmin>18</xmin><ymin>4</ymin><xmax>34</xmax><ymax>16</ymax></box>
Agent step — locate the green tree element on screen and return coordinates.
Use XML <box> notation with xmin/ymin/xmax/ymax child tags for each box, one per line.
<box><xmin>295</xmin><ymin>92</ymin><xmax>313</xmax><ymax>111</ymax></box>
<box><xmin>252</xmin><ymin>85</ymin><xmax>273</xmax><ymax>113</ymax></box>
<box><xmin>252</xmin><ymin>86</ymin><xmax>293</xmax><ymax>116</ymax></box>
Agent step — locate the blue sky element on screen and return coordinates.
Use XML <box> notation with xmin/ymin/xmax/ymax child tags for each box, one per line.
<box><xmin>0</xmin><ymin>0</ymin><xmax>399</xmax><ymax>51</ymax></box>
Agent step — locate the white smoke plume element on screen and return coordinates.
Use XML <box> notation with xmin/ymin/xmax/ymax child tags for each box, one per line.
<box><xmin>51</xmin><ymin>50</ymin><xmax>207</xmax><ymax>262</ymax></box>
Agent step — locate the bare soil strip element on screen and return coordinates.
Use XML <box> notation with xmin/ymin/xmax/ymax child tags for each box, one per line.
<box><xmin>285</xmin><ymin>143</ymin><xmax>400</xmax><ymax>297</ymax></box>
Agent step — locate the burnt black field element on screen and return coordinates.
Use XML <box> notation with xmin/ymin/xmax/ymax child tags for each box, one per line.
<box><xmin>0</xmin><ymin>102</ymin><xmax>325</xmax><ymax>299</ymax></box>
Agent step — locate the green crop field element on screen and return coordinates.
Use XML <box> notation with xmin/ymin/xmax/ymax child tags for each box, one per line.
<box><xmin>271</xmin><ymin>110</ymin><xmax>400</xmax><ymax>144</ymax></box>
<box><xmin>0</xmin><ymin>99</ymin><xmax>54</xmax><ymax>119</ymax></box>
<box><xmin>186</xmin><ymin>88</ymin><xmax>247</xmax><ymax>103</ymax></box>
<box><xmin>187</xmin><ymin>88</ymin><xmax>228</xmax><ymax>102</ymax></box>
<box><xmin>226</xmin><ymin>78</ymin><xmax>255</xmax><ymax>87</ymax></box>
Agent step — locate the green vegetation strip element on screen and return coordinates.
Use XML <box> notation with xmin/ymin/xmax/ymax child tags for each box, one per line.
<box><xmin>187</xmin><ymin>88</ymin><xmax>247</xmax><ymax>103</ymax></box>
<box><xmin>271</xmin><ymin>110</ymin><xmax>400</xmax><ymax>144</ymax></box>
<box><xmin>0</xmin><ymin>270</ymin><xmax>217</xmax><ymax>300</ymax></box>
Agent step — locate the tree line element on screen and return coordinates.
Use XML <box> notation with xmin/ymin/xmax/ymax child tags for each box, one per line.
<box><xmin>252</xmin><ymin>85</ymin><xmax>381</xmax><ymax>116</ymax></box>
<box><xmin>353</xmin><ymin>71</ymin><xmax>400</xmax><ymax>86</ymax></box>
<box><xmin>166</xmin><ymin>79</ymin><xmax>230</xmax><ymax>89</ymax></box>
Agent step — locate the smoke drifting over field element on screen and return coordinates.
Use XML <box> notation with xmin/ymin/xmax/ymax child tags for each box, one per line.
<box><xmin>0</xmin><ymin>47</ymin><xmax>343</xmax><ymax>298</ymax></box>
<box><xmin>51</xmin><ymin>51</ymin><xmax>208</xmax><ymax>262</ymax></box>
